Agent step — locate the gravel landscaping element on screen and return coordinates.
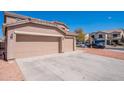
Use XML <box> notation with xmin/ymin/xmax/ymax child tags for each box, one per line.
<box><xmin>0</xmin><ymin>60</ymin><xmax>24</xmax><ymax>81</ymax></box>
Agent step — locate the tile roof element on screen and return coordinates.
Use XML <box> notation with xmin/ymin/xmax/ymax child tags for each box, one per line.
<box><xmin>90</xmin><ymin>29</ymin><xmax>124</xmax><ymax>35</ymax></box>
<box><xmin>4</xmin><ymin>12</ymin><xmax>77</xmax><ymax>36</ymax></box>
<box><xmin>51</xmin><ymin>21</ymin><xmax>69</xmax><ymax>29</ymax></box>
<box><xmin>102</xmin><ymin>29</ymin><xmax>123</xmax><ymax>33</ymax></box>
<box><xmin>4</xmin><ymin>11</ymin><xmax>30</xmax><ymax>19</ymax></box>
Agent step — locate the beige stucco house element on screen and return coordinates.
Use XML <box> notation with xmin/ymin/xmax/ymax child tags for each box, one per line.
<box><xmin>2</xmin><ymin>12</ymin><xmax>77</xmax><ymax>61</ymax></box>
<box><xmin>90</xmin><ymin>29</ymin><xmax>124</xmax><ymax>45</ymax></box>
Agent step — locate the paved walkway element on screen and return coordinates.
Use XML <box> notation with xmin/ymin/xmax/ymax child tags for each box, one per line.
<box><xmin>16</xmin><ymin>51</ymin><xmax>124</xmax><ymax>81</ymax></box>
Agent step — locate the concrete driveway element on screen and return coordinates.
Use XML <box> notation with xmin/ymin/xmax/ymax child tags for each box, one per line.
<box><xmin>16</xmin><ymin>51</ymin><xmax>124</xmax><ymax>81</ymax></box>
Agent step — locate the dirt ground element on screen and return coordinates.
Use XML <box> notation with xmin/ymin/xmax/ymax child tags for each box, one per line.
<box><xmin>0</xmin><ymin>60</ymin><xmax>24</xmax><ymax>81</ymax></box>
<box><xmin>81</xmin><ymin>48</ymin><xmax>124</xmax><ymax>60</ymax></box>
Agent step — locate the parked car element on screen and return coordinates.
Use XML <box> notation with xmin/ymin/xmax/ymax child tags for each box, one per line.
<box><xmin>80</xmin><ymin>44</ymin><xmax>85</xmax><ymax>48</ymax></box>
<box><xmin>92</xmin><ymin>42</ymin><xmax>105</xmax><ymax>48</ymax></box>
<box><xmin>76</xmin><ymin>42</ymin><xmax>86</xmax><ymax>48</ymax></box>
<box><xmin>85</xmin><ymin>42</ymin><xmax>91</xmax><ymax>48</ymax></box>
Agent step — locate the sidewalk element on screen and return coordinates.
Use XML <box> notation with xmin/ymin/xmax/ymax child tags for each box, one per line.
<box><xmin>105</xmin><ymin>45</ymin><xmax>124</xmax><ymax>51</ymax></box>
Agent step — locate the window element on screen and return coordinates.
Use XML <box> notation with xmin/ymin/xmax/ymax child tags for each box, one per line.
<box><xmin>99</xmin><ymin>34</ymin><xmax>103</xmax><ymax>38</ymax></box>
<box><xmin>91</xmin><ymin>35</ymin><xmax>94</xmax><ymax>38</ymax></box>
<box><xmin>113</xmin><ymin>34</ymin><xmax>118</xmax><ymax>38</ymax></box>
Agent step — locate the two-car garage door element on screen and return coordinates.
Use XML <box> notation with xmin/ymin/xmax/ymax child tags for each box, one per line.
<box><xmin>15</xmin><ymin>34</ymin><xmax>60</xmax><ymax>58</ymax></box>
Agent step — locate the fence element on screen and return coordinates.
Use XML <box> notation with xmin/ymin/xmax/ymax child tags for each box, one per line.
<box><xmin>0</xmin><ymin>42</ymin><xmax>5</xmax><ymax>59</ymax></box>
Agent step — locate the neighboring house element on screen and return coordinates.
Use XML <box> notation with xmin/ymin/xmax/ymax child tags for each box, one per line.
<box><xmin>90</xmin><ymin>29</ymin><xmax>124</xmax><ymax>45</ymax></box>
<box><xmin>2</xmin><ymin>12</ymin><xmax>77</xmax><ymax>61</ymax></box>
<box><xmin>90</xmin><ymin>31</ymin><xmax>107</xmax><ymax>44</ymax></box>
<box><xmin>0</xmin><ymin>37</ymin><xmax>5</xmax><ymax>50</ymax></box>
<box><xmin>105</xmin><ymin>29</ymin><xmax>124</xmax><ymax>45</ymax></box>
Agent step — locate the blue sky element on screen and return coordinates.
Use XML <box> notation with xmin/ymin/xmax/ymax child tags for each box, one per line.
<box><xmin>0</xmin><ymin>11</ymin><xmax>124</xmax><ymax>37</ymax></box>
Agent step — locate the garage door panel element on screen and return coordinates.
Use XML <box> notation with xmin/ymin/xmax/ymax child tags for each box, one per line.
<box><xmin>15</xmin><ymin>34</ymin><xmax>59</xmax><ymax>58</ymax></box>
<box><xmin>63</xmin><ymin>38</ymin><xmax>73</xmax><ymax>52</ymax></box>
<box><xmin>16</xmin><ymin>34</ymin><xmax>58</xmax><ymax>42</ymax></box>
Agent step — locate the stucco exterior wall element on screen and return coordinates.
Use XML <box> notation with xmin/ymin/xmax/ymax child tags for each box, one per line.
<box><xmin>6</xmin><ymin>29</ymin><xmax>16</xmax><ymax>60</ymax></box>
<box><xmin>8</xmin><ymin>23</ymin><xmax>64</xmax><ymax>36</ymax></box>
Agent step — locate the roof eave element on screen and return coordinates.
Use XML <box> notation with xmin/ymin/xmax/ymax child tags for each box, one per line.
<box><xmin>4</xmin><ymin>11</ymin><xmax>30</xmax><ymax>19</ymax></box>
<box><xmin>4</xmin><ymin>20</ymin><xmax>67</xmax><ymax>35</ymax></box>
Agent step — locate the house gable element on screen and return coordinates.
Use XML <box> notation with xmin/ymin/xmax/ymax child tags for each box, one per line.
<box><xmin>7</xmin><ymin>23</ymin><xmax>65</xmax><ymax>36</ymax></box>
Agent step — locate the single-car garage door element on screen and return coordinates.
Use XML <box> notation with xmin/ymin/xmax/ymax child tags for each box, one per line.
<box><xmin>63</xmin><ymin>38</ymin><xmax>74</xmax><ymax>52</ymax></box>
<box><xmin>15</xmin><ymin>34</ymin><xmax>60</xmax><ymax>58</ymax></box>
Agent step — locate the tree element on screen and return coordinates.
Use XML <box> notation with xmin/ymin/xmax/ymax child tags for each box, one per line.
<box><xmin>75</xmin><ymin>28</ymin><xmax>85</xmax><ymax>42</ymax></box>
